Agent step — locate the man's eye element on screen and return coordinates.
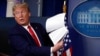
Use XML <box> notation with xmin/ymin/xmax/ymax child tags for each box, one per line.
<box><xmin>14</xmin><ymin>12</ymin><xmax>20</xmax><ymax>14</ymax></box>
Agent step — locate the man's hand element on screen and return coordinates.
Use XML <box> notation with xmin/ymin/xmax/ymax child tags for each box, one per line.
<box><xmin>52</xmin><ymin>40</ymin><xmax>63</xmax><ymax>52</ymax></box>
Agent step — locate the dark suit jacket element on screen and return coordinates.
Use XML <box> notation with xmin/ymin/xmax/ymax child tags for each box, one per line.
<box><xmin>8</xmin><ymin>23</ymin><xmax>54</xmax><ymax>56</ymax></box>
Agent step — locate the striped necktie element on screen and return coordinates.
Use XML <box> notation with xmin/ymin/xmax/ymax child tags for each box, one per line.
<box><xmin>28</xmin><ymin>25</ymin><xmax>41</xmax><ymax>47</ymax></box>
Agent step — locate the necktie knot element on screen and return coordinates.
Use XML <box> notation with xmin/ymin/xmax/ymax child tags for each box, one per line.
<box><xmin>27</xmin><ymin>25</ymin><xmax>31</xmax><ymax>29</ymax></box>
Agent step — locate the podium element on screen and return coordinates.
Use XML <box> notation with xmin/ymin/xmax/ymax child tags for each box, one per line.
<box><xmin>67</xmin><ymin>0</ymin><xmax>100</xmax><ymax>56</ymax></box>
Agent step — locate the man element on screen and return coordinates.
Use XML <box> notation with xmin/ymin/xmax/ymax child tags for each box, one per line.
<box><xmin>8</xmin><ymin>3</ymin><xmax>63</xmax><ymax>56</ymax></box>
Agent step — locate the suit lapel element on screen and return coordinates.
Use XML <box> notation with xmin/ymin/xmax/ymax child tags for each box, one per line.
<box><xmin>16</xmin><ymin>24</ymin><xmax>37</xmax><ymax>45</ymax></box>
<box><xmin>30</xmin><ymin>23</ymin><xmax>44</xmax><ymax>45</ymax></box>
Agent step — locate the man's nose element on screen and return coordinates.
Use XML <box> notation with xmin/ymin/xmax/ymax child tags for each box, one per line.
<box><xmin>19</xmin><ymin>13</ymin><xmax>23</xmax><ymax>17</ymax></box>
<box><xmin>18</xmin><ymin>13</ymin><xmax>23</xmax><ymax>19</ymax></box>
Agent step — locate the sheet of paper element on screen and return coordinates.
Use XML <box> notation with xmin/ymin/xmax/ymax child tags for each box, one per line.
<box><xmin>46</xmin><ymin>13</ymin><xmax>66</xmax><ymax>33</ymax></box>
<box><xmin>49</xmin><ymin>26</ymin><xmax>68</xmax><ymax>45</ymax></box>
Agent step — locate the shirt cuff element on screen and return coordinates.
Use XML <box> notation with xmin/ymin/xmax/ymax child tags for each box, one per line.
<box><xmin>50</xmin><ymin>47</ymin><xmax>53</xmax><ymax>56</ymax></box>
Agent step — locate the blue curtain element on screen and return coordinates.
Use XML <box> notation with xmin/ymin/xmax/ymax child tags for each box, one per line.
<box><xmin>0</xmin><ymin>0</ymin><xmax>7</xmax><ymax>18</ymax></box>
<box><xmin>42</xmin><ymin>0</ymin><xmax>64</xmax><ymax>17</ymax></box>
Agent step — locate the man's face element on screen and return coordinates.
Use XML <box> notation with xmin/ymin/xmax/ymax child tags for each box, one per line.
<box><xmin>13</xmin><ymin>7</ymin><xmax>30</xmax><ymax>26</ymax></box>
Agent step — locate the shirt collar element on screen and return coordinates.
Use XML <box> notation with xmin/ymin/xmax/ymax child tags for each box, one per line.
<box><xmin>23</xmin><ymin>23</ymin><xmax>31</xmax><ymax>30</ymax></box>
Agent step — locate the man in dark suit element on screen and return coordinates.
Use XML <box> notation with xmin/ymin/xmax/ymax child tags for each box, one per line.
<box><xmin>8</xmin><ymin>3</ymin><xmax>63</xmax><ymax>56</ymax></box>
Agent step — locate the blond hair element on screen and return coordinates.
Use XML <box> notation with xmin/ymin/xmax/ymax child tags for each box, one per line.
<box><xmin>13</xmin><ymin>3</ymin><xmax>30</xmax><ymax>12</ymax></box>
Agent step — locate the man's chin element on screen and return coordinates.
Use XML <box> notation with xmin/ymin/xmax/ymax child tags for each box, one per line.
<box><xmin>18</xmin><ymin>23</ymin><xmax>27</xmax><ymax>26</ymax></box>
<box><xmin>18</xmin><ymin>21</ymin><xmax>29</xmax><ymax>26</ymax></box>
<box><xmin>21</xmin><ymin>23</ymin><xmax>28</xmax><ymax>26</ymax></box>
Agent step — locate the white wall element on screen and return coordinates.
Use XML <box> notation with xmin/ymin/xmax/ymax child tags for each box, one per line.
<box><xmin>6</xmin><ymin>0</ymin><xmax>15</xmax><ymax>17</ymax></box>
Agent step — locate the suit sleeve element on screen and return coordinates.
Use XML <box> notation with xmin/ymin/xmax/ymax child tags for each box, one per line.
<box><xmin>8</xmin><ymin>28</ymin><xmax>51</xmax><ymax>56</ymax></box>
